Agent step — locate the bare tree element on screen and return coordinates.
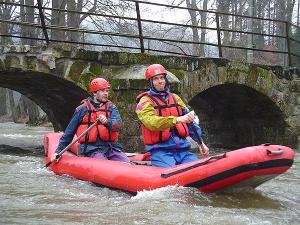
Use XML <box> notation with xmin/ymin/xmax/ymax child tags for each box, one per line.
<box><xmin>20</xmin><ymin>0</ymin><xmax>36</xmax><ymax>45</ymax></box>
<box><xmin>0</xmin><ymin>0</ymin><xmax>16</xmax><ymax>44</ymax></box>
<box><xmin>51</xmin><ymin>0</ymin><xmax>67</xmax><ymax>41</ymax></box>
<box><xmin>185</xmin><ymin>0</ymin><xmax>201</xmax><ymax>55</ymax></box>
<box><xmin>66</xmin><ymin>0</ymin><xmax>97</xmax><ymax>42</ymax></box>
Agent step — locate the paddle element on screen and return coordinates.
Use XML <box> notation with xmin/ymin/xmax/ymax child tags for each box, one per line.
<box><xmin>181</xmin><ymin>98</ymin><xmax>208</xmax><ymax>157</ymax></box>
<box><xmin>189</xmin><ymin>110</ymin><xmax>203</xmax><ymax>145</ymax></box>
<box><xmin>161</xmin><ymin>153</ymin><xmax>226</xmax><ymax>178</ymax></box>
<box><xmin>44</xmin><ymin>116</ymin><xmax>102</xmax><ymax>168</ymax></box>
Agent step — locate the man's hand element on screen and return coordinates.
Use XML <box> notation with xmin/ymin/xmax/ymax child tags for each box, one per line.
<box><xmin>176</xmin><ymin>111</ymin><xmax>195</xmax><ymax>124</ymax></box>
<box><xmin>50</xmin><ymin>153</ymin><xmax>61</xmax><ymax>162</ymax></box>
<box><xmin>199</xmin><ymin>143</ymin><xmax>209</xmax><ymax>158</ymax></box>
<box><xmin>98</xmin><ymin>114</ymin><xmax>108</xmax><ymax>124</ymax></box>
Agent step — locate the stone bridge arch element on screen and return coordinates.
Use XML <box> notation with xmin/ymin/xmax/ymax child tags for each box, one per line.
<box><xmin>180</xmin><ymin>59</ymin><xmax>299</xmax><ymax>149</ymax></box>
<box><xmin>0</xmin><ymin>70</ymin><xmax>88</xmax><ymax>130</ymax></box>
<box><xmin>0</xmin><ymin>46</ymin><xmax>299</xmax><ymax>150</ymax></box>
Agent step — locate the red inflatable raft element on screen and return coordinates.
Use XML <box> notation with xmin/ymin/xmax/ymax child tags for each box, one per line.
<box><xmin>44</xmin><ymin>132</ymin><xmax>295</xmax><ymax>193</ymax></box>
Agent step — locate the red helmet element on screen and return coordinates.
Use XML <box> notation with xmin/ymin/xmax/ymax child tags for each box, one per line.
<box><xmin>145</xmin><ymin>64</ymin><xmax>167</xmax><ymax>80</ymax></box>
<box><xmin>89</xmin><ymin>78</ymin><xmax>110</xmax><ymax>93</ymax></box>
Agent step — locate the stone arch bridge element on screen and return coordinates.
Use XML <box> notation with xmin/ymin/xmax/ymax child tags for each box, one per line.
<box><xmin>0</xmin><ymin>45</ymin><xmax>299</xmax><ymax>151</ymax></box>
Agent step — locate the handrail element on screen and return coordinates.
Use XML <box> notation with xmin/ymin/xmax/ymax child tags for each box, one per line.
<box><xmin>126</xmin><ymin>0</ymin><xmax>300</xmax><ymax>26</ymax></box>
<box><xmin>1</xmin><ymin>18</ymin><xmax>292</xmax><ymax>55</ymax></box>
<box><xmin>0</xmin><ymin>0</ymin><xmax>299</xmax><ymax>67</ymax></box>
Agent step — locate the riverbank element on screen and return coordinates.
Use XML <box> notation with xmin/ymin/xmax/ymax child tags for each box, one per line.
<box><xmin>0</xmin><ymin>115</ymin><xmax>53</xmax><ymax>127</ymax></box>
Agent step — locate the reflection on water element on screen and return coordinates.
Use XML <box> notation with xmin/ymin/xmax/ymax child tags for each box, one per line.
<box><xmin>0</xmin><ymin>122</ymin><xmax>299</xmax><ymax>225</ymax></box>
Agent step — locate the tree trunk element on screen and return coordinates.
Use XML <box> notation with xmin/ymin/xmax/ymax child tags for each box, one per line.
<box><xmin>218</xmin><ymin>0</ymin><xmax>231</xmax><ymax>45</ymax></box>
<box><xmin>0</xmin><ymin>0</ymin><xmax>13</xmax><ymax>44</ymax></box>
<box><xmin>20</xmin><ymin>0</ymin><xmax>36</xmax><ymax>45</ymax></box>
<box><xmin>186</xmin><ymin>0</ymin><xmax>202</xmax><ymax>56</ymax></box>
<box><xmin>199</xmin><ymin>0</ymin><xmax>208</xmax><ymax>56</ymax></box>
<box><xmin>297</xmin><ymin>0</ymin><xmax>300</xmax><ymax>26</ymax></box>
<box><xmin>67</xmin><ymin>0</ymin><xmax>81</xmax><ymax>42</ymax></box>
<box><xmin>247</xmin><ymin>0</ymin><xmax>254</xmax><ymax>63</ymax></box>
<box><xmin>255</xmin><ymin>0</ymin><xmax>266</xmax><ymax>49</ymax></box>
<box><xmin>231</xmin><ymin>0</ymin><xmax>237</xmax><ymax>42</ymax></box>
<box><xmin>51</xmin><ymin>0</ymin><xmax>67</xmax><ymax>41</ymax></box>
<box><xmin>275</xmin><ymin>0</ymin><xmax>287</xmax><ymax>64</ymax></box>
<box><xmin>286</xmin><ymin>0</ymin><xmax>296</xmax><ymax>23</ymax></box>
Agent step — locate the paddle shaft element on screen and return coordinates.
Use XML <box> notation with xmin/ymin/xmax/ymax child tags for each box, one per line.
<box><xmin>190</xmin><ymin>121</ymin><xmax>203</xmax><ymax>145</ymax></box>
<box><xmin>181</xmin><ymin>98</ymin><xmax>203</xmax><ymax>145</ymax></box>
<box><xmin>44</xmin><ymin>117</ymin><xmax>101</xmax><ymax>168</ymax></box>
<box><xmin>161</xmin><ymin>153</ymin><xmax>226</xmax><ymax>178</ymax></box>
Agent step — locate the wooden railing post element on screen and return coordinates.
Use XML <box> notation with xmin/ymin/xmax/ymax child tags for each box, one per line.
<box><xmin>135</xmin><ymin>1</ymin><xmax>145</xmax><ymax>53</ymax></box>
<box><xmin>215</xmin><ymin>13</ymin><xmax>222</xmax><ymax>58</ymax></box>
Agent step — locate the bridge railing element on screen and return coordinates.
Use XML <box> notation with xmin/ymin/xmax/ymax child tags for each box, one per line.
<box><xmin>0</xmin><ymin>0</ymin><xmax>299</xmax><ymax>67</ymax></box>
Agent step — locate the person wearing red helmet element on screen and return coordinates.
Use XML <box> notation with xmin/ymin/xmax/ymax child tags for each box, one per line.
<box><xmin>136</xmin><ymin>64</ymin><xmax>209</xmax><ymax>168</ymax></box>
<box><xmin>51</xmin><ymin>77</ymin><xmax>129</xmax><ymax>163</ymax></box>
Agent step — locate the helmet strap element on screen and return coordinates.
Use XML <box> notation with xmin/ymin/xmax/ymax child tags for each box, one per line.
<box><xmin>93</xmin><ymin>93</ymin><xmax>99</xmax><ymax>103</ymax></box>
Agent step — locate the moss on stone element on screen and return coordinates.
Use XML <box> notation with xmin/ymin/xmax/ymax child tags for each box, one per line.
<box><xmin>118</xmin><ymin>53</ymin><xmax>128</xmax><ymax>64</ymax></box>
<box><xmin>24</xmin><ymin>56</ymin><xmax>37</xmax><ymax>70</ymax></box>
<box><xmin>52</xmin><ymin>47</ymin><xmax>71</xmax><ymax>58</ymax></box>
<box><xmin>290</xmin><ymin>80</ymin><xmax>300</xmax><ymax>92</ymax></box>
<box><xmin>256</xmin><ymin>67</ymin><xmax>273</xmax><ymax>95</ymax></box>
<box><xmin>80</xmin><ymin>72</ymin><xmax>94</xmax><ymax>90</ymax></box>
<box><xmin>169</xmin><ymin>68</ymin><xmax>185</xmax><ymax>80</ymax></box>
<box><xmin>128</xmin><ymin>53</ymin><xmax>170</xmax><ymax>67</ymax></box>
<box><xmin>227</xmin><ymin>65</ymin><xmax>239</xmax><ymax>83</ymax></box>
<box><xmin>90</xmin><ymin>63</ymin><xmax>102</xmax><ymax>75</ymax></box>
<box><xmin>110</xmin><ymin>79</ymin><xmax>129</xmax><ymax>89</ymax></box>
<box><xmin>68</xmin><ymin>61</ymin><xmax>88</xmax><ymax>82</ymax></box>
<box><xmin>211</xmin><ymin>58</ymin><xmax>230</xmax><ymax>67</ymax></box>
<box><xmin>101</xmin><ymin>52</ymin><xmax>119</xmax><ymax>65</ymax></box>
<box><xmin>226</xmin><ymin>61</ymin><xmax>251</xmax><ymax>84</ymax></box>
<box><xmin>217</xmin><ymin>67</ymin><xmax>228</xmax><ymax>83</ymax></box>
<box><xmin>73</xmin><ymin>49</ymin><xmax>99</xmax><ymax>61</ymax></box>
<box><xmin>110</xmin><ymin>67</ymin><xmax>124</xmax><ymax>76</ymax></box>
<box><xmin>231</xmin><ymin>61</ymin><xmax>249</xmax><ymax>73</ymax></box>
<box><xmin>247</xmin><ymin>65</ymin><xmax>260</xmax><ymax>87</ymax></box>
<box><xmin>129</xmin><ymin>79</ymin><xmax>148</xmax><ymax>89</ymax></box>
<box><xmin>258</xmin><ymin>67</ymin><xmax>269</xmax><ymax>79</ymax></box>
<box><xmin>4</xmin><ymin>55</ymin><xmax>21</xmax><ymax>69</ymax></box>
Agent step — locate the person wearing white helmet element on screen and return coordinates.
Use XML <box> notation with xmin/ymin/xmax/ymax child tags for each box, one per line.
<box><xmin>136</xmin><ymin>64</ymin><xmax>209</xmax><ymax>168</ymax></box>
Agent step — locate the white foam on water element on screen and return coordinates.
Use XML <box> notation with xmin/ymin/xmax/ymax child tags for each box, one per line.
<box><xmin>0</xmin><ymin>133</ymin><xmax>37</xmax><ymax>139</ymax></box>
<box><xmin>131</xmin><ymin>185</ymin><xmax>187</xmax><ymax>201</ymax></box>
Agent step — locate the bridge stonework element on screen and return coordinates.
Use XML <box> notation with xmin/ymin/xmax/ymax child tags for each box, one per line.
<box><xmin>0</xmin><ymin>45</ymin><xmax>299</xmax><ymax>151</ymax></box>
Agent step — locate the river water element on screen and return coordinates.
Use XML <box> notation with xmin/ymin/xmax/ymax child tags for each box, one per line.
<box><xmin>0</xmin><ymin>122</ymin><xmax>299</xmax><ymax>225</ymax></box>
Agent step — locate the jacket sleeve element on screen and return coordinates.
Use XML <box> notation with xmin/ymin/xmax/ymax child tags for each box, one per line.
<box><xmin>107</xmin><ymin>104</ymin><xmax>122</xmax><ymax>132</ymax></box>
<box><xmin>56</xmin><ymin>106</ymin><xmax>87</xmax><ymax>154</ymax></box>
<box><xmin>136</xmin><ymin>96</ymin><xmax>177</xmax><ymax>131</ymax></box>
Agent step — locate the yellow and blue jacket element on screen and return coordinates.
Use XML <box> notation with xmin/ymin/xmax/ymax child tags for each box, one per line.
<box><xmin>136</xmin><ymin>89</ymin><xmax>203</xmax><ymax>152</ymax></box>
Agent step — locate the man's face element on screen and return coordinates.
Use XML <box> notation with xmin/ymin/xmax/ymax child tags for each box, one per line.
<box><xmin>152</xmin><ymin>74</ymin><xmax>166</xmax><ymax>91</ymax></box>
<box><xmin>95</xmin><ymin>88</ymin><xmax>109</xmax><ymax>102</ymax></box>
